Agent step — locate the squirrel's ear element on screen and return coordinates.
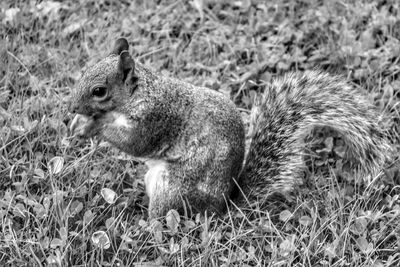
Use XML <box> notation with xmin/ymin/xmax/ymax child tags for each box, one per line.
<box><xmin>118</xmin><ymin>51</ymin><xmax>135</xmax><ymax>82</ymax></box>
<box><xmin>110</xmin><ymin>38</ymin><xmax>129</xmax><ymax>56</ymax></box>
<box><xmin>112</xmin><ymin>38</ymin><xmax>138</xmax><ymax>93</ymax></box>
<box><xmin>118</xmin><ymin>52</ymin><xmax>138</xmax><ymax>94</ymax></box>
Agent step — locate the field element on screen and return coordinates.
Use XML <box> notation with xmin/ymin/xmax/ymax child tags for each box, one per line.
<box><xmin>1</xmin><ymin>0</ymin><xmax>400</xmax><ymax>266</ymax></box>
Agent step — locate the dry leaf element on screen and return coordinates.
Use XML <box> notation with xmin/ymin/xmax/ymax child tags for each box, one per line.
<box><xmin>101</xmin><ymin>188</ymin><xmax>117</xmax><ymax>204</ymax></box>
<box><xmin>279</xmin><ymin>210</ymin><xmax>292</xmax><ymax>222</ymax></box>
<box><xmin>92</xmin><ymin>231</ymin><xmax>110</xmax><ymax>249</ymax></box>
<box><xmin>356</xmin><ymin>236</ymin><xmax>373</xmax><ymax>254</ymax></box>
<box><xmin>298</xmin><ymin>215</ymin><xmax>312</xmax><ymax>226</ymax></box>
<box><xmin>48</xmin><ymin>156</ymin><xmax>64</xmax><ymax>175</ymax></box>
<box><xmin>166</xmin><ymin>209</ymin><xmax>180</xmax><ymax>234</ymax></box>
<box><xmin>3</xmin><ymin>8</ymin><xmax>20</xmax><ymax>24</ymax></box>
<box><xmin>34</xmin><ymin>168</ymin><xmax>45</xmax><ymax>179</ymax></box>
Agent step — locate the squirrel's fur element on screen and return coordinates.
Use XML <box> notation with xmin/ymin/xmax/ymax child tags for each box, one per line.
<box><xmin>69</xmin><ymin>38</ymin><xmax>391</xmax><ymax>218</ymax></box>
<box><xmin>69</xmin><ymin>38</ymin><xmax>244</xmax><ymax>218</ymax></box>
<box><xmin>239</xmin><ymin>72</ymin><xmax>392</xmax><ymax>204</ymax></box>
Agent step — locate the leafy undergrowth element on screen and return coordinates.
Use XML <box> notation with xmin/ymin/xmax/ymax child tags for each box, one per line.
<box><xmin>1</xmin><ymin>0</ymin><xmax>400</xmax><ymax>266</ymax></box>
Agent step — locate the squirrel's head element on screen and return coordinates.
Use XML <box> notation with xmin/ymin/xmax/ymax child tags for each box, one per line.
<box><xmin>68</xmin><ymin>38</ymin><xmax>138</xmax><ymax>116</ymax></box>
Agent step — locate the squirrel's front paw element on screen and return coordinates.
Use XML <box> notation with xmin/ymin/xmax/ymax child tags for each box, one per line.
<box><xmin>69</xmin><ymin>114</ymin><xmax>97</xmax><ymax>138</ymax></box>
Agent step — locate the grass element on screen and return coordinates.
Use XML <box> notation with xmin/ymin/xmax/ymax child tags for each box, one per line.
<box><xmin>1</xmin><ymin>0</ymin><xmax>400</xmax><ymax>266</ymax></box>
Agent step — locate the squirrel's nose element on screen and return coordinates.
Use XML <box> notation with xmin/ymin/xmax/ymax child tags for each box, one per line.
<box><xmin>68</xmin><ymin>101</ymin><xmax>78</xmax><ymax>114</ymax></box>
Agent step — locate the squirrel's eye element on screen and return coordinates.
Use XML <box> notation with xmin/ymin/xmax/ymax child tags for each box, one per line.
<box><xmin>91</xmin><ymin>86</ymin><xmax>108</xmax><ymax>101</ymax></box>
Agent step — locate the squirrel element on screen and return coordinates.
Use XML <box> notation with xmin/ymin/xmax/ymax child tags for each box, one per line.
<box><xmin>69</xmin><ymin>38</ymin><xmax>392</xmax><ymax>218</ymax></box>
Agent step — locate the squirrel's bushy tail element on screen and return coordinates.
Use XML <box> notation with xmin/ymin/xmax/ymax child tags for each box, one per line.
<box><xmin>238</xmin><ymin>71</ymin><xmax>392</xmax><ymax>203</ymax></box>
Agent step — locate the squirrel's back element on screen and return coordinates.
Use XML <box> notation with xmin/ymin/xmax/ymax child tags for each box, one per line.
<box><xmin>238</xmin><ymin>71</ymin><xmax>392</xmax><ymax>203</ymax></box>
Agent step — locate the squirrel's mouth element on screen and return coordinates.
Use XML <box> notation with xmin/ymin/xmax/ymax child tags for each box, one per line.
<box><xmin>69</xmin><ymin>114</ymin><xmax>95</xmax><ymax>138</ymax></box>
<box><xmin>92</xmin><ymin>111</ymin><xmax>106</xmax><ymax>120</ymax></box>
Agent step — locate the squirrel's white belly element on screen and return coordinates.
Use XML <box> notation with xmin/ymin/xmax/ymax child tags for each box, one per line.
<box><xmin>111</xmin><ymin>112</ymin><xmax>132</xmax><ymax>128</ymax></box>
<box><xmin>144</xmin><ymin>159</ymin><xmax>169</xmax><ymax>197</ymax></box>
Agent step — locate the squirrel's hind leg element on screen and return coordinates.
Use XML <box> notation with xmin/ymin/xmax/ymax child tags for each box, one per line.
<box><xmin>144</xmin><ymin>159</ymin><xmax>194</xmax><ymax>218</ymax></box>
<box><xmin>144</xmin><ymin>159</ymin><xmax>176</xmax><ymax>219</ymax></box>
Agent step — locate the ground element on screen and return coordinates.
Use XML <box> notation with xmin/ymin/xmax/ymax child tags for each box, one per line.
<box><xmin>1</xmin><ymin>0</ymin><xmax>400</xmax><ymax>266</ymax></box>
